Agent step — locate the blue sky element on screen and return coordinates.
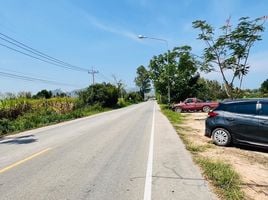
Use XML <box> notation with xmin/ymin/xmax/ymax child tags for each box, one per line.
<box><xmin>0</xmin><ymin>0</ymin><xmax>267</xmax><ymax>94</ymax></box>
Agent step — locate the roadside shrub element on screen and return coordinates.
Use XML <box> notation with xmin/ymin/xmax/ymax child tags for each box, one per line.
<box><xmin>78</xmin><ymin>83</ymin><xmax>119</xmax><ymax>107</ymax></box>
<box><xmin>125</xmin><ymin>92</ymin><xmax>143</xmax><ymax>103</ymax></box>
<box><xmin>0</xmin><ymin>118</ymin><xmax>13</xmax><ymax>135</ymax></box>
<box><xmin>117</xmin><ymin>98</ymin><xmax>129</xmax><ymax>108</ymax></box>
<box><xmin>0</xmin><ymin>99</ymin><xmax>32</xmax><ymax>120</ymax></box>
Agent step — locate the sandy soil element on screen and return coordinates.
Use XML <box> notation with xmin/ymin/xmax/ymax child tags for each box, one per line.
<box><xmin>180</xmin><ymin>113</ymin><xmax>268</xmax><ymax>200</ymax></box>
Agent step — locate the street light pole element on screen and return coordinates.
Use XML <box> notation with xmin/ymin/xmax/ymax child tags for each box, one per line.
<box><xmin>138</xmin><ymin>35</ymin><xmax>171</xmax><ymax>104</ymax></box>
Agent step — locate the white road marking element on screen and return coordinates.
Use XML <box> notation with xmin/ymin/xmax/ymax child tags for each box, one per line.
<box><xmin>143</xmin><ymin>103</ymin><xmax>155</xmax><ymax>200</ymax></box>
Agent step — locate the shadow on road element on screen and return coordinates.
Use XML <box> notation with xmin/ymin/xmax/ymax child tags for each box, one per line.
<box><xmin>0</xmin><ymin>134</ymin><xmax>37</xmax><ymax>145</ymax></box>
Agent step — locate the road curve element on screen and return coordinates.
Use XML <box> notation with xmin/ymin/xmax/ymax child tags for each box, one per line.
<box><xmin>0</xmin><ymin>101</ymin><xmax>216</xmax><ymax>200</ymax></box>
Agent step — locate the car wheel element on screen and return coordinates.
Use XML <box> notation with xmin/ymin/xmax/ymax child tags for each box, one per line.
<box><xmin>175</xmin><ymin>107</ymin><xmax>182</xmax><ymax>113</ymax></box>
<box><xmin>212</xmin><ymin>128</ymin><xmax>231</xmax><ymax>146</ymax></box>
<box><xmin>202</xmin><ymin>106</ymin><xmax>211</xmax><ymax>112</ymax></box>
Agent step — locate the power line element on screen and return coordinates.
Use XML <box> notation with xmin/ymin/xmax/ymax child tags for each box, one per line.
<box><xmin>0</xmin><ymin>32</ymin><xmax>89</xmax><ymax>72</ymax></box>
<box><xmin>97</xmin><ymin>72</ymin><xmax>114</xmax><ymax>83</ymax></box>
<box><xmin>0</xmin><ymin>67</ymin><xmax>58</xmax><ymax>80</ymax></box>
<box><xmin>0</xmin><ymin>70</ymin><xmax>82</xmax><ymax>88</ymax></box>
<box><xmin>0</xmin><ymin>42</ymin><xmax>88</xmax><ymax>72</ymax></box>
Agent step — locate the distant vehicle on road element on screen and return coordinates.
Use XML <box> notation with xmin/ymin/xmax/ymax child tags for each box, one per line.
<box><xmin>205</xmin><ymin>98</ymin><xmax>268</xmax><ymax>148</ymax></box>
<box><xmin>173</xmin><ymin>98</ymin><xmax>219</xmax><ymax>113</ymax></box>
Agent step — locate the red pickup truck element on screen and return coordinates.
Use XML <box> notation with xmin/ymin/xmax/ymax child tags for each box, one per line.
<box><xmin>173</xmin><ymin>98</ymin><xmax>219</xmax><ymax>113</ymax></box>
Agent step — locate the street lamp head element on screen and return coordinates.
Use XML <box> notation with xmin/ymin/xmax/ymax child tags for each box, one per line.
<box><xmin>138</xmin><ymin>35</ymin><xmax>147</xmax><ymax>39</ymax></box>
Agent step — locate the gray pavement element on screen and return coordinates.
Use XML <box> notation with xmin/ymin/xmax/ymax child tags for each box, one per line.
<box><xmin>0</xmin><ymin>101</ymin><xmax>216</xmax><ymax>200</ymax></box>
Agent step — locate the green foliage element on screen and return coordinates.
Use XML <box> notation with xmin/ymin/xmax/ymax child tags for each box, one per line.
<box><xmin>149</xmin><ymin>46</ymin><xmax>200</xmax><ymax>103</ymax></box>
<box><xmin>0</xmin><ymin>99</ymin><xmax>32</xmax><ymax>120</ymax></box>
<box><xmin>125</xmin><ymin>91</ymin><xmax>143</xmax><ymax>103</ymax></box>
<box><xmin>117</xmin><ymin>98</ymin><xmax>130</xmax><ymax>108</ymax></box>
<box><xmin>196</xmin><ymin>158</ymin><xmax>244</xmax><ymax>200</ymax></box>
<box><xmin>196</xmin><ymin>78</ymin><xmax>228</xmax><ymax>100</ymax></box>
<box><xmin>193</xmin><ymin>17</ymin><xmax>265</xmax><ymax>98</ymax></box>
<box><xmin>160</xmin><ymin>104</ymin><xmax>182</xmax><ymax>124</ymax></box>
<box><xmin>0</xmin><ymin>118</ymin><xmax>13</xmax><ymax>134</ymax></box>
<box><xmin>78</xmin><ymin>83</ymin><xmax>119</xmax><ymax>108</ymax></box>
<box><xmin>0</xmin><ymin>104</ymin><xmax>108</xmax><ymax>136</ymax></box>
<box><xmin>33</xmin><ymin>89</ymin><xmax>53</xmax><ymax>99</ymax></box>
<box><xmin>260</xmin><ymin>79</ymin><xmax>268</xmax><ymax>94</ymax></box>
<box><xmin>186</xmin><ymin>143</ymin><xmax>214</xmax><ymax>154</ymax></box>
<box><xmin>134</xmin><ymin>65</ymin><xmax>151</xmax><ymax>99</ymax></box>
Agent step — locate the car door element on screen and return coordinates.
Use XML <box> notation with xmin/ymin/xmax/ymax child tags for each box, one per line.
<box><xmin>184</xmin><ymin>99</ymin><xmax>195</xmax><ymax>111</ymax></box>
<box><xmin>257</xmin><ymin>101</ymin><xmax>268</xmax><ymax>145</ymax></box>
<box><xmin>224</xmin><ymin>102</ymin><xmax>259</xmax><ymax>143</ymax></box>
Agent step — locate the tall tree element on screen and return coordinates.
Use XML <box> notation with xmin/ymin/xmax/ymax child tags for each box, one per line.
<box><xmin>149</xmin><ymin>46</ymin><xmax>200</xmax><ymax>102</ymax></box>
<box><xmin>134</xmin><ymin>65</ymin><xmax>151</xmax><ymax>99</ymax></box>
<box><xmin>193</xmin><ymin>16</ymin><xmax>266</xmax><ymax>98</ymax></box>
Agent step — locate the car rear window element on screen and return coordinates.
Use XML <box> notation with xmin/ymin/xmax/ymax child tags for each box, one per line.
<box><xmin>220</xmin><ymin>102</ymin><xmax>257</xmax><ymax>115</ymax></box>
<box><xmin>235</xmin><ymin>103</ymin><xmax>256</xmax><ymax>114</ymax></box>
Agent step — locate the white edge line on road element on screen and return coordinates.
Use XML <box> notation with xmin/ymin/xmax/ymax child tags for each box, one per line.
<box><xmin>143</xmin><ymin>102</ymin><xmax>155</xmax><ymax>200</ymax></box>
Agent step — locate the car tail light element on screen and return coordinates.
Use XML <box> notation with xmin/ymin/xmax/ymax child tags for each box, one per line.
<box><xmin>208</xmin><ymin>111</ymin><xmax>218</xmax><ymax>117</ymax></box>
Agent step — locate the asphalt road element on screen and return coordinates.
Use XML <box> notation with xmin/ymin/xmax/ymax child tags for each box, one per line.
<box><xmin>0</xmin><ymin>101</ymin><xmax>216</xmax><ymax>200</ymax></box>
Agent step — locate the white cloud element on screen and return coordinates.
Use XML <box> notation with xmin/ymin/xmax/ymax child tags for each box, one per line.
<box><xmin>82</xmin><ymin>12</ymin><xmax>138</xmax><ymax>41</ymax></box>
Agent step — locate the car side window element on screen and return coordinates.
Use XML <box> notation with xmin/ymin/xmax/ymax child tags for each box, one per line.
<box><xmin>260</xmin><ymin>103</ymin><xmax>268</xmax><ymax>116</ymax></box>
<box><xmin>235</xmin><ymin>103</ymin><xmax>257</xmax><ymax>115</ymax></box>
<box><xmin>224</xmin><ymin>104</ymin><xmax>236</xmax><ymax>112</ymax></box>
<box><xmin>186</xmin><ymin>99</ymin><xmax>193</xmax><ymax>103</ymax></box>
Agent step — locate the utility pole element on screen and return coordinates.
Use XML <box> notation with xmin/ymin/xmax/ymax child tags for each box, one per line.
<box><xmin>88</xmin><ymin>68</ymin><xmax>99</xmax><ymax>85</ymax></box>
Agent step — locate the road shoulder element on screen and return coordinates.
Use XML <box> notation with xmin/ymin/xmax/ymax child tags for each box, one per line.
<box><xmin>152</xmin><ymin>104</ymin><xmax>217</xmax><ymax>200</ymax></box>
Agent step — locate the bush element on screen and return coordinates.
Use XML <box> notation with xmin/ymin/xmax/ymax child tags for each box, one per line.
<box><xmin>79</xmin><ymin>83</ymin><xmax>119</xmax><ymax>107</ymax></box>
<box><xmin>0</xmin><ymin>118</ymin><xmax>13</xmax><ymax>135</ymax></box>
<box><xmin>125</xmin><ymin>92</ymin><xmax>143</xmax><ymax>103</ymax></box>
<box><xmin>0</xmin><ymin>99</ymin><xmax>32</xmax><ymax>120</ymax></box>
<box><xmin>117</xmin><ymin>98</ymin><xmax>129</xmax><ymax>108</ymax></box>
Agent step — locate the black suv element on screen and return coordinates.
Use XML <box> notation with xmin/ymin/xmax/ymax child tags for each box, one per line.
<box><xmin>205</xmin><ymin>99</ymin><xmax>268</xmax><ymax>148</ymax></box>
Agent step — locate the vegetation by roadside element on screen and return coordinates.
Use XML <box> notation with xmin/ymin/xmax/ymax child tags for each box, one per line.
<box><xmin>160</xmin><ymin>105</ymin><xmax>245</xmax><ymax>200</ymax></box>
<box><xmin>0</xmin><ymin>98</ymin><xmax>110</xmax><ymax>137</ymax></box>
<box><xmin>0</xmin><ymin>83</ymin><xmax>144</xmax><ymax>137</ymax></box>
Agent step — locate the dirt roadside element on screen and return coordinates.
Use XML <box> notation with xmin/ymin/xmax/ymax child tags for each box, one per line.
<box><xmin>180</xmin><ymin>113</ymin><xmax>268</xmax><ymax>200</ymax></box>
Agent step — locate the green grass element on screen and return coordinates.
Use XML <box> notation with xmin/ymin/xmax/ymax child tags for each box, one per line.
<box><xmin>0</xmin><ymin>105</ymin><xmax>110</xmax><ymax>137</ymax></box>
<box><xmin>186</xmin><ymin>143</ymin><xmax>214</xmax><ymax>154</ymax></box>
<box><xmin>160</xmin><ymin>104</ymin><xmax>183</xmax><ymax>124</ymax></box>
<box><xmin>196</xmin><ymin>157</ymin><xmax>244</xmax><ymax>200</ymax></box>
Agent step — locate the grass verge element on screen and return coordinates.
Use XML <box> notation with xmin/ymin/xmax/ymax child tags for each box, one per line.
<box><xmin>196</xmin><ymin>157</ymin><xmax>244</xmax><ymax>199</ymax></box>
<box><xmin>160</xmin><ymin>104</ymin><xmax>244</xmax><ymax>200</ymax></box>
<box><xmin>0</xmin><ymin>105</ymin><xmax>110</xmax><ymax>137</ymax></box>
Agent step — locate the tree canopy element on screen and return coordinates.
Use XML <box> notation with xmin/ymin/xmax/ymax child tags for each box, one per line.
<box><xmin>134</xmin><ymin>65</ymin><xmax>151</xmax><ymax>99</ymax></box>
<box><xmin>149</xmin><ymin>45</ymin><xmax>201</xmax><ymax>102</ymax></box>
<box><xmin>260</xmin><ymin>79</ymin><xmax>268</xmax><ymax>94</ymax></box>
<box><xmin>78</xmin><ymin>83</ymin><xmax>119</xmax><ymax>107</ymax></box>
<box><xmin>192</xmin><ymin>17</ymin><xmax>265</xmax><ymax>98</ymax></box>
